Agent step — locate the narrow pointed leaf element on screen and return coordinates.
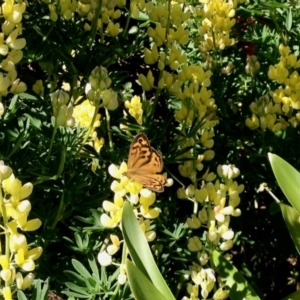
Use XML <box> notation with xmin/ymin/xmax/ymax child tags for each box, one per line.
<box><xmin>122</xmin><ymin>202</ymin><xmax>175</xmax><ymax>299</ymax></box>
<box><xmin>268</xmin><ymin>153</ymin><xmax>300</xmax><ymax>215</ymax></box>
<box><xmin>212</xmin><ymin>250</ymin><xmax>260</xmax><ymax>300</ymax></box>
<box><xmin>127</xmin><ymin>260</ymin><xmax>168</xmax><ymax>300</ymax></box>
<box><xmin>282</xmin><ymin>291</ymin><xmax>300</xmax><ymax>300</ymax></box>
<box><xmin>279</xmin><ymin>203</ymin><xmax>300</xmax><ymax>255</ymax></box>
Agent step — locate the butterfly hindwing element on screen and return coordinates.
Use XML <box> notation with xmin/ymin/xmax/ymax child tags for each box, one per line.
<box><xmin>127</xmin><ymin>172</ymin><xmax>166</xmax><ymax>193</ymax></box>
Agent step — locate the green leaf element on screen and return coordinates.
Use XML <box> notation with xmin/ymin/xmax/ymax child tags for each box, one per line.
<box><xmin>285</xmin><ymin>8</ymin><xmax>293</xmax><ymax>31</ymax></box>
<box><xmin>64</xmin><ymin>270</ymin><xmax>86</xmax><ymax>283</ymax></box>
<box><xmin>259</xmin><ymin>1</ymin><xmax>288</xmax><ymax>9</ymax></box>
<box><xmin>122</xmin><ymin>202</ymin><xmax>175</xmax><ymax>300</ymax></box>
<box><xmin>282</xmin><ymin>291</ymin><xmax>300</xmax><ymax>300</ymax></box>
<box><xmin>65</xmin><ymin>282</ymin><xmax>90</xmax><ymax>294</ymax></box>
<box><xmin>39</xmin><ymin>278</ymin><xmax>50</xmax><ymax>300</ymax></box>
<box><xmin>278</xmin><ymin>203</ymin><xmax>300</xmax><ymax>255</ymax></box>
<box><xmin>88</xmin><ymin>252</ymin><xmax>100</xmax><ymax>281</ymax></box>
<box><xmin>17</xmin><ymin>291</ymin><xmax>27</xmax><ymax>300</ymax></box>
<box><xmin>62</xmin><ymin>290</ymin><xmax>90</xmax><ymax>299</ymax></box>
<box><xmin>212</xmin><ymin>250</ymin><xmax>261</xmax><ymax>300</ymax></box>
<box><xmin>268</xmin><ymin>153</ymin><xmax>300</xmax><ymax>214</ymax></box>
<box><xmin>32</xmin><ymin>278</ymin><xmax>42</xmax><ymax>299</ymax></box>
<box><xmin>72</xmin><ymin>259</ymin><xmax>92</xmax><ymax>278</ymax></box>
<box><xmin>127</xmin><ymin>260</ymin><xmax>168</xmax><ymax>300</ymax></box>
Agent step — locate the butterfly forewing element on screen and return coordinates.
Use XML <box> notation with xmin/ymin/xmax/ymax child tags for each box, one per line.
<box><xmin>127</xmin><ymin>133</ymin><xmax>152</xmax><ymax>170</ymax></box>
<box><xmin>124</xmin><ymin>133</ymin><xmax>166</xmax><ymax>193</ymax></box>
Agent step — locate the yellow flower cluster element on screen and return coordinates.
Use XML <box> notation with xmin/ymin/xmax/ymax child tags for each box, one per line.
<box><xmin>80</xmin><ymin>0</ymin><xmax>125</xmax><ymax>36</ymax></box>
<box><xmin>197</xmin><ymin>0</ymin><xmax>236</xmax><ymax>51</ymax></box>
<box><xmin>86</xmin><ymin>66</ymin><xmax>118</xmax><ymax>110</ymax></box>
<box><xmin>98</xmin><ymin>161</ymin><xmax>163</xmax><ymax>284</ymax></box>
<box><xmin>73</xmin><ymin>99</ymin><xmax>103</xmax><ymax>152</ymax></box>
<box><xmin>184</xmin><ymin>266</ymin><xmax>229</xmax><ymax>300</ymax></box>
<box><xmin>101</xmin><ymin>162</ymin><xmax>162</xmax><ymax>229</ymax></box>
<box><xmin>180</xmin><ymin>164</ymin><xmax>243</xmax><ymax>300</ymax></box>
<box><xmin>46</xmin><ymin>0</ymin><xmax>125</xmax><ymax>36</ymax></box>
<box><xmin>48</xmin><ymin>0</ymin><xmax>78</xmax><ymax>21</ymax></box>
<box><xmin>246</xmin><ymin>44</ymin><xmax>300</xmax><ymax>131</ymax></box>
<box><xmin>136</xmin><ymin>1</ymin><xmax>191</xmax><ymax>92</ymax></box>
<box><xmin>0</xmin><ymin>161</ymin><xmax>42</xmax><ymax>300</ymax></box>
<box><xmin>245</xmin><ymin>95</ymin><xmax>287</xmax><ymax>131</ymax></box>
<box><xmin>173</xmin><ymin>66</ymin><xmax>217</xmax><ymax>186</ymax></box>
<box><xmin>125</xmin><ymin>95</ymin><xmax>143</xmax><ymax>125</ymax></box>
<box><xmin>51</xmin><ymin>90</ymin><xmax>75</xmax><ymax>127</ymax></box>
<box><xmin>132</xmin><ymin>3</ymin><xmax>235</xmax><ymax>298</ymax></box>
<box><xmin>0</xmin><ymin>0</ymin><xmax>27</xmax><ymax>114</ymax></box>
<box><xmin>269</xmin><ymin>44</ymin><xmax>300</xmax><ymax>127</ymax></box>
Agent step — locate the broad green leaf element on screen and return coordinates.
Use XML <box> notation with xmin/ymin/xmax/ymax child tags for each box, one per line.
<box><xmin>212</xmin><ymin>250</ymin><xmax>261</xmax><ymax>300</ymax></box>
<box><xmin>127</xmin><ymin>260</ymin><xmax>168</xmax><ymax>300</ymax></box>
<box><xmin>268</xmin><ymin>153</ymin><xmax>300</xmax><ymax>215</ymax></box>
<box><xmin>282</xmin><ymin>291</ymin><xmax>300</xmax><ymax>300</ymax></box>
<box><xmin>17</xmin><ymin>291</ymin><xmax>27</xmax><ymax>300</ymax></box>
<box><xmin>278</xmin><ymin>203</ymin><xmax>300</xmax><ymax>255</ymax></box>
<box><xmin>122</xmin><ymin>202</ymin><xmax>175</xmax><ymax>300</ymax></box>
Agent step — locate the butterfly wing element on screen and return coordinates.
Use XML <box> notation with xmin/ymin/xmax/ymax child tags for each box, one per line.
<box><xmin>126</xmin><ymin>171</ymin><xmax>167</xmax><ymax>192</ymax></box>
<box><xmin>127</xmin><ymin>133</ymin><xmax>152</xmax><ymax>169</ymax></box>
<box><xmin>125</xmin><ymin>132</ymin><xmax>166</xmax><ymax>192</ymax></box>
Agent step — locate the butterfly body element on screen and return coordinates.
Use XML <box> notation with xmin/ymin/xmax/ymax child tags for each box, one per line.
<box><xmin>124</xmin><ymin>133</ymin><xmax>167</xmax><ymax>193</ymax></box>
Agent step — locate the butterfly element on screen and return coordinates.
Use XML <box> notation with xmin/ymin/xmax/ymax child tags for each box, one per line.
<box><xmin>124</xmin><ymin>133</ymin><xmax>167</xmax><ymax>193</ymax></box>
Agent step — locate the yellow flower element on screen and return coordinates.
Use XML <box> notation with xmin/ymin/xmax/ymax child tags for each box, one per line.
<box><xmin>73</xmin><ymin>99</ymin><xmax>101</xmax><ymax>129</ymax></box>
<box><xmin>97</xmin><ymin>251</ymin><xmax>112</xmax><ymax>266</ymax></box>
<box><xmin>187</xmin><ymin>214</ymin><xmax>201</xmax><ymax>229</ymax></box>
<box><xmin>32</xmin><ymin>80</ymin><xmax>44</xmax><ymax>97</ymax></box>
<box><xmin>0</xmin><ymin>72</ymin><xmax>11</xmax><ymax>96</ymax></box>
<box><xmin>2</xmin><ymin>286</ymin><xmax>12</xmax><ymax>300</ymax></box>
<box><xmin>118</xmin><ymin>264</ymin><xmax>127</xmax><ymax>285</ymax></box>
<box><xmin>107</xmin><ymin>21</ymin><xmax>120</xmax><ymax>37</ymax></box>
<box><xmin>6</xmin><ymin>28</ymin><xmax>26</xmax><ymax>50</ymax></box>
<box><xmin>144</xmin><ymin>44</ymin><xmax>158</xmax><ymax>65</ymax></box>
<box><xmin>2</xmin><ymin>1</ymin><xmax>26</xmax><ymax>23</ymax></box>
<box><xmin>101</xmin><ymin>194</ymin><xmax>124</xmax><ymax>228</ymax></box>
<box><xmin>125</xmin><ymin>95</ymin><xmax>143</xmax><ymax>125</ymax></box>
<box><xmin>107</xmin><ymin>235</ymin><xmax>120</xmax><ymax>255</ymax></box>
<box><xmin>2</xmin><ymin>174</ymin><xmax>33</xmax><ymax>205</ymax></box>
<box><xmin>16</xmin><ymin>272</ymin><xmax>34</xmax><ymax>290</ymax></box>
<box><xmin>187</xmin><ymin>237</ymin><xmax>203</xmax><ymax>252</ymax></box>
<box><xmin>14</xmin><ymin>246</ymin><xmax>43</xmax><ymax>271</ymax></box>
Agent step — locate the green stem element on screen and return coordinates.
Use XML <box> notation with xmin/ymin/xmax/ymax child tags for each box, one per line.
<box><xmin>265</xmin><ymin>187</ymin><xmax>281</xmax><ymax>203</ymax></box>
<box><xmin>47</xmin><ymin>121</ymin><xmax>58</xmax><ymax>162</ymax></box>
<box><xmin>88</xmin><ymin>0</ymin><xmax>103</xmax><ymax>47</ymax></box>
<box><xmin>105</xmin><ymin>108</ymin><xmax>113</xmax><ymax>149</ymax></box>
<box><xmin>122</xmin><ymin>7</ymin><xmax>131</xmax><ymax>39</ymax></box>
<box><xmin>50</xmin><ymin>191</ymin><xmax>65</xmax><ymax>229</ymax></box>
